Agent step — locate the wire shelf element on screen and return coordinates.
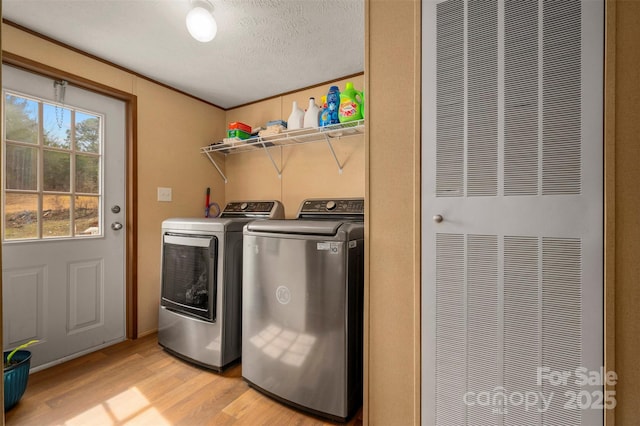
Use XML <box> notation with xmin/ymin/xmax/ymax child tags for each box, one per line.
<box><xmin>200</xmin><ymin>120</ymin><xmax>365</xmax><ymax>183</ymax></box>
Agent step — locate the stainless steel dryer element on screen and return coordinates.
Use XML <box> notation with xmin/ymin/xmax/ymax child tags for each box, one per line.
<box><xmin>158</xmin><ymin>200</ymin><xmax>284</xmax><ymax>371</ymax></box>
<box><xmin>242</xmin><ymin>198</ymin><xmax>364</xmax><ymax>422</ymax></box>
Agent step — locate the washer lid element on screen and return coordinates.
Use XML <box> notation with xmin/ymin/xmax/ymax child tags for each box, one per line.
<box><xmin>245</xmin><ymin>220</ymin><xmax>343</xmax><ymax>236</ymax></box>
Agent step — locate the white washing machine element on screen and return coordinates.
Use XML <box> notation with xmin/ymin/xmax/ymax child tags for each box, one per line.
<box><xmin>158</xmin><ymin>200</ymin><xmax>284</xmax><ymax>371</ymax></box>
<box><xmin>242</xmin><ymin>198</ymin><xmax>364</xmax><ymax>421</ymax></box>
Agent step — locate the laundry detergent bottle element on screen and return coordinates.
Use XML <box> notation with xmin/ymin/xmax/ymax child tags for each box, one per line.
<box><xmin>338</xmin><ymin>82</ymin><xmax>364</xmax><ymax>123</ymax></box>
<box><xmin>303</xmin><ymin>97</ymin><xmax>320</xmax><ymax>128</ymax></box>
<box><xmin>319</xmin><ymin>96</ymin><xmax>330</xmax><ymax>127</ymax></box>
<box><xmin>326</xmin><ymin>85</ymin><xmax>340</xmax><ymax>125</ymax></box>
<box><xmin>287</xmin><ymin>101</ymin><xmax>305</xmax><ymax>130</ymax></box>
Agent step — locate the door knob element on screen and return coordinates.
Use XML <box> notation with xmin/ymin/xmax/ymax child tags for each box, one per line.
<box><xmin>433</xmin><ymin>214</ymin><xmax>443</xmax><ymax>223</ymax></box>
<box><xmin>111</xmin><ymin>222</ymin><xmax>123</xmax><ymax>231</ymax></box>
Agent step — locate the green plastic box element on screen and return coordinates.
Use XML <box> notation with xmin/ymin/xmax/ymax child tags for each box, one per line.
<box><xmin>227</xmin><ymin>129</ymin><xmax>251</xmax><ymax>140</ymax></box>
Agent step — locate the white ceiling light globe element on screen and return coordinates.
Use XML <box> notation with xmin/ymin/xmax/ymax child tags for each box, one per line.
<box><xmin>186</xmin><ymin>6</ymin><xmax>217</xmax><ymax>42</ymax></box>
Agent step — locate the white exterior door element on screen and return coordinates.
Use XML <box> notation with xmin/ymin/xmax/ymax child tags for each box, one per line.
<box><xmin>422</xmin><ymin>0</ymin><xmax>604</xmax><ymax>425</ymax></box>
<box><xmin>2</xmin><ymin>64</ymin><xmax>126</xmax><ymax>369</ymax></box>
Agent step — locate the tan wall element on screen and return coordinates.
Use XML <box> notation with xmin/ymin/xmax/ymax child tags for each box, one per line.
<box><xmin>225</xmin><ymin>75</ymin><xmax>365</xmax><ymax>217</ymax></box>
<box><xmin>613</xmin><ymin>0</ymin><xmax>640</xmax><ymax>422</ymax></box>
<box><xmin>1</xmin><ymin>23</ymin><xmax>227</xmax><ymax>336</ymax></box>
<box><xmin>366</xmin><ymin>0</ymin><xmax>421</xmax><ymax>424</ymax></box>
<box><xmin>135</xmin><ymin>79</ymin><xmax>226</xmax><ymax>334</ymax></box>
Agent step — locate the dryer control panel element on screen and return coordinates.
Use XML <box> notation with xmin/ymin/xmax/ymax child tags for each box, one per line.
<box><xmin>221</xmin><ymin>200</ymin><xmax>285</xmax><ymax>218</ymax></box>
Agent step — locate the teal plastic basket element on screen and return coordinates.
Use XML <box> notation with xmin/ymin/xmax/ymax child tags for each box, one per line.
<box><xmin>4</xmin><ymin>350</ymin><xmax>32</xmax><ymax>411</ymax></box>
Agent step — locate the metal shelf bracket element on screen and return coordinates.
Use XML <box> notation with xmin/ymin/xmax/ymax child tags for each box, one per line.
<box><xmin>322</xmin><ymin>133</ymin><xmax>344</xmax><ymax>174</ymax></box>
<box><xmin>260</xmin><ymin>141</ymin><xmax>283</xmax><ymax>179</ymax></box>
<box><xmin>203</xmin><ymin>151</ymin><xmax>228</xmax><ymax>183</ymax></box>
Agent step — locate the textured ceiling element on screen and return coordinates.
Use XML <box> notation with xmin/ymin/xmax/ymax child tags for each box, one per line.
<box><xmin>2</xmin><ymin>0</ymin><xmax>365</xmax><ymax>109</ymax></box>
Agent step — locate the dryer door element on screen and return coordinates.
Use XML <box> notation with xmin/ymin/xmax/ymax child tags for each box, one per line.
<box><xmin>161</xmin><ymin>233</ymin><xmax>218</xmax><ymax>321</ymax></box>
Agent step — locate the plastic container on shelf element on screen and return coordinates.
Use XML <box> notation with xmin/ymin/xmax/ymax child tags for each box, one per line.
<box><xmin>319</xmin><ymin>95</ymin><xmax>330</xmax><ymax>127</ymax></box>
<box><xmin>287</xmin><ymin>101</ymin><xmax>305</xmax><ymax>130</ymax></box>
<box><xmin>227</xmin><ymin>129</ymin><xmax>251</xmax><ymax>140</ymax></box>
<box><xmin>338</xmin><ymin>82</ymin><xmax>364</xmax><ymax>123</ymax></box>
<box><xmin>228</xmin><ymin>121</ymin><xmax>251</xmax><ymax>133</ymax></box>
<box><xmin>326</xmin><ymin>86</ymin><xmax>340</xmax><ymax>125</ymax></box>
<box><xmin>266</xmin><ymin>119</ymin><xmax>287</xmax><ymax>128</ymax></box>
<box><xmin>303</xmin><ymin>97</ymin><xmax>320</xmax><ymax>128</ymax></box>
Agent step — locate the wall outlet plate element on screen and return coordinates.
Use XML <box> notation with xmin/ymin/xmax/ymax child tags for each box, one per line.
<box><xmin>157</xmin><ymin>187</ymin><xmax>172</xmax><ymax>202</ymax></box>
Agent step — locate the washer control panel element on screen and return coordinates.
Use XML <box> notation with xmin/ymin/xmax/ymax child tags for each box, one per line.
<box><xmin>298</xmin><ymin>198</ymin><xmax>364</xmax><ymax>218</ymax></box>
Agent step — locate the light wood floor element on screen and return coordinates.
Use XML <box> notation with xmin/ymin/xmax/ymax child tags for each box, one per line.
<box><xmin>5</xmin><ymin>334</ymin><xmax>363</xmax><ymax>426</ymax></box>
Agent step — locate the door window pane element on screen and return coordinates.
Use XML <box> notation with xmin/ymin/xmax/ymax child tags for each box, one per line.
<box><xmin>43</xmin><ymin>150</ymin><xmax>71</xmax><ymax>192</ymax></box>
<box><xmin>75</xmin><ymin>196</ymin><xmax>100</xmax><ymax>236</ymax></box>
<box><xmin>76</xmin><ymin>155</ymin><xmax>100</xmax><ymax>194</ymax></box>
<box><xmin>43</xmin><ymin>195</ymin><xmax>71</xmax><ymax>238</ymax></box>
<box><xmin>3</xmin><ymin>91</ymin><xmax>104</xmax><ymax>240</ymax></box>
<box><xmin>5</xmin><ymin>144</ymin><xmax>37</xmax><ymax>190</ymax></box>
<box><xmin>4</xmin><ymin>94</ymin><xmax>38</xmax><ymax>144</ymax></box>
<box><xmin>43</xmin><ymin>103</ymin><xmax>71</xmax><ymax>149</ymax></box>
<box><xmin>4</xmin><ymin>193</ymin><xmax>38</xmax><ymax>240</ymax></box>
<box><xmin>75</xmin><ymin>112</ymin><xmax>101</xmax><ymax>153</ymax></box>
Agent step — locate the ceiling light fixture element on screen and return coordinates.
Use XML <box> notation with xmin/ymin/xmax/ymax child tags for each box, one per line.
<box><xmin>186</xmin><ymin>0</ymin><xmax>217</xmax><ymax>42</ymax></box>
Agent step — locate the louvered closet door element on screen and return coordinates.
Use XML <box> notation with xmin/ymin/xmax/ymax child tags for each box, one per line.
<box><xmin>422</xmin><ymin>0</ymin><xmax>603</xmax><ymax>425</ymax></box>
